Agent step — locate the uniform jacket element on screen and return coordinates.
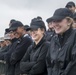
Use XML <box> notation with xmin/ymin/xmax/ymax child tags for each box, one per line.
<box><xmin>45</xmin><ymin>30</ymin><xmax>55</xmax><ymax>42</ymax></box>
<box><xmin>10</xmin><ymin>34</ymin><xmax>33</xmax><ymax>75</ymax></box>
<box><xmin>20</xmin><ymin>36</ymin><xmax>50</xmax><ymax>75</ymax></box>
<box><xmin>46</xmin><ymin>28</ymin><xmax>76</xmax><ymax>75</ymax></box>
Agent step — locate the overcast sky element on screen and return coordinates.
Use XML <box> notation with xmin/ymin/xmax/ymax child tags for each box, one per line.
<box><xmin>0</xmin><ymin>0</ymin><xmax>76</xmax><ymax>36</ymax></box>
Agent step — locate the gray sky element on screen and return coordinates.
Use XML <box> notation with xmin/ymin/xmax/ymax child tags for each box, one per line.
<box><xmin>0</xmin><ymin>0</ymin><xmax>76</xmax><ymax>36</ymax></box>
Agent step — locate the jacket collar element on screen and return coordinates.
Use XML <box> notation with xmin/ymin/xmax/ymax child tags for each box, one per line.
<box><xmin>54</xmin><ymin>27</ymin><xmax>73</xmax><ymax>47</ymax></box>
<box><xmin>32</xmin><ymin>36</ymin><xmax>46</xmax><ymax>49</ymax></box>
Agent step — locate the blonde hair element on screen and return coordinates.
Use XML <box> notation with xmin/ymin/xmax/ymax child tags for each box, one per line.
<box><xmin>65</xmin><ymin>17</ymin><xmax>74</xmax><ymax>26</ymax></box>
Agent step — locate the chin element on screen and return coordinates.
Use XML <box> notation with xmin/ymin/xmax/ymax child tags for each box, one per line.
<box><xmin>55</xmin><ymin>31</ymin><xmax>62</xmax><ymax>34</ymax></box>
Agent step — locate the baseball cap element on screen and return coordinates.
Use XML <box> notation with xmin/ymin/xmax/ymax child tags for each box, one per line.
<box><xmin>50</xmin><ymin>8</ymin><xmax>73</xmax><ymax>21</ymax></box>
<box><xmin>9</xmin><ymin>21</ymin><xmax>24</xmax><ymax>31</ymax></box>
<box><xmin>30</xmin><ymin>18</ymin><xmax>46</xmax><ymax>31</ymax></box>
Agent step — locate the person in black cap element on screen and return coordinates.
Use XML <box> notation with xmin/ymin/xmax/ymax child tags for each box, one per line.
<box><xmin>46</xmin><ymin>8</ymin><xmax>76</xmax><ymax>75</ymax></box>
<box><xmin>65</xmin><ymin>1</ymin><xmax>76</xmax><ymax>13</ymax></box>
<box><xmin>45</xmin><ymin>17</ymin><xmax>55</xmax><ymax>41</ymax></box>
<box><xmin>20</xmin><ymin>17</ymin><xmax>50</xmax><ymax>75</ymax></box>
<box><xmin>5</xmin><ymin>21</ymin><xmax>33</xmax><ymax>75</ymax></box>
<box><xmin>0</xmin><ymin>37</ymin><xmax>7</xmax><ymax>75</ymax></box>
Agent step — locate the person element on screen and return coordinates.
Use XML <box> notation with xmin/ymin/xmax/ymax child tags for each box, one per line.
<box><xmin>4</xmin><ymin>28</ymin><xmax>19</xmax><ymax>75</ymax></box>
<box><xmin>45</xmin><ymin>17</ymin><xmax>55</xmax><ymax>41</ymax></box>
<box><xmin>46</xmin><ymin>8</ymin><xmax>76</xmax><ymax>75</ymax></box>
<box><xmin>0</xmin><ymin>37</ymin><xmax>7</xmax><ymax>75</ymax></box>
<box><xmin>20</xmin><ymin>18</ymin><xmax>50</xmax><ymax>75</ymax></box>
<box><xmin>8</xmin><ymin>21</ymin><xmax>33</xmax><ymax>75</ymax></box>
<box><xmin>65</xmin><ymin>1</ymin><xmax>76</xmax><ymax>14</ymax></box>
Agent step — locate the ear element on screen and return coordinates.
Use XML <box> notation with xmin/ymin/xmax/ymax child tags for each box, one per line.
<box><xmin>75</xmin><ymin>6</ymin><xmax>76</xmax><ymax>9</ymax></box>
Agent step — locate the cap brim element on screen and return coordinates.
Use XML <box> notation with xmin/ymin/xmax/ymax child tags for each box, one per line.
<box><xmin>9</xmin><ymin>27</ymin><xmax>17</xmax><ymax>31</ymax></box>
<box><xmin>51</xmin><ymin>16</ymin><xmax>65</xmax><ymax>21</ymax></box>
<box><xmin>30</xmin><ymin>26</ymin><xmax>39</xmax><ymax>30</ymax></box>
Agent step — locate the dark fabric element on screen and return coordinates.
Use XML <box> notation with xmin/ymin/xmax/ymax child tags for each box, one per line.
<box><xmin>4</xmin><ymin>39</ymin><xmax>18</xmax><ymax>75</ymax></box>
<box><xmin>66</xmin><ymin>1</ymin><xmax>75</xmax><ymax>8</ymax></box>
<box><xmin>9</xmin><ymin>21</ymin><xmax>24</xmax><ymax>31</ymax></box>
<box><xmin>20</xmin><ymin>36</ymin><xmax>50</xmax><ymax>75</ymax></box>
<box><xmin>30</xmin><ymin>18</ymin><xmax>46</xmax><ymax>31</ymax></box>
<box><xmin>46</xmin><ymin>28</ymin><xmax>76</xmax><ymax>75</ymax></box>
<box><xmin>45</xmin><ymin>30</ymin><xmax>55</xmax><ymax>42</ymax></box>
<box><xmin>51</xmin><ymin>8</ymin><xmax>73</xmax><ymax>21</ymax></box>
<box><xmin>0</xmin><ymin>46</ymin><xmax>10</xmax><ymax>60</ymax></box>
<box><xmin>10</xmin><ymin>35</ymin><xmax>33</xmax><ymax>75</ymax></box>
<box><xmin>58</xmin><ymin>27</ymin><xmax>72</xmax><ymax>47</ymax></box>
<box><xmin>0</xmin><ymin>39</ymin><xmax>16</xmax><ymax>75</ymax></box>
<box><xmin>0</xmin><ymin>46</ymin><xmax>9</xmax><ymax>75</ymax></box>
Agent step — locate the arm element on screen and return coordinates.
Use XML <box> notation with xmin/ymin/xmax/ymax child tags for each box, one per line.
<box><xmin>20</xmin><ymin>45</ymin><xmax>36</xmax><ymax>74</ymax></box>
<box><xmin>29</xmin><ymin>42</ymin><xmax>50</xmax><ymax>75</ymax></box>
<box><xmin>62</xmin><ymin>43</ymin><xmax>76</xmax><ymax>75</ymax></box>
<box><xmin>46</xmin><ymin>47</ymin><xmax>52</xmax><ymax>75</ymax></box>
<box><xmin>10</xmin><ymin>37</ymin><xmax>32</xmax><ymax>65</ymax></box>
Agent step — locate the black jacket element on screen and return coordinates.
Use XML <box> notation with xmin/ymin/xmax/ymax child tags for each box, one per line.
<box><xmin>4</xmin><ymin>35</ymin><xmax>32</xmax><ymax>75</ymax></box>
<box><xmin>46</xmin><ymin>28</ymin><xmax>76</xmax><ymax>75</ymax></box>
<box><xmin>10</xmin><ymin>34</ymin><xmax>33</xmax><ymax>75</ymax></box>
<box><xmin>45</xmin><ymin>30</ymin><xmax>55</xmax><ymax>42</ymax></box>
<box><xmin>20</xmin><ymin>36</ymin><xmax>50</xmax><ymax>75</ymax></box>
<box><xmin>4</xmin><ymin>38</ymin><xmax>18</xmax><ymax>75</ymax></box>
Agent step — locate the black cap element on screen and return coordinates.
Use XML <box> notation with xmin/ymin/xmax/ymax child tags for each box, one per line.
<box><xmin>30</xmin><ymin>18</ymin><xmax>46</xmax><ymax>31</ymax></box>
<box><xmin>37</xmin><ymin>16</ymin><xmax>42</xmax><ymax>20</ymax></box>
<box><xmin>10</xmin><ymin>19</ymin><xmax>16</xmax><ymax>23</ymax></box>
<box><xmin>9</xmin><ymin>21</ymin><xmax>24</xmax><ymax>31</ymax></box>
<box><xmin>66</xmin><ymin>1</ymin><xmax>75</xmax><ymax>8</ymax></box>
<box><xmin>46</xmin><ymin>17</ymin><xmax>53</xmax><ymax>23</ymax></box>
<box><xmin>24</xmin><ymin>25</ymin><xmax>31</xmax><ymax>31</ymax></box>
<box><xmin>50</xmin><ymin>8</ymin><xmax>73</xmax><ymax>21</ymax></box>
<box><xmin>5</xmin><ymin>28</ymin><xmax>10</xmax><ymax>34</ymax></box>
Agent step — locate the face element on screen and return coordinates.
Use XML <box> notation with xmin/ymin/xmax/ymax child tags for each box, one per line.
<box><xmin>68</xmin><ymin>6</ymin><xmax>76</xmax><ymax>13</ymax></box>
<box><xmin>9</xmin><ymin>31</ymin><xmax>19</xmax><ymax>39</ymax></box>
<box><xmin>48</xmin><ymin>22</ymin><xmax>54</xmax><ymax>31</ymax></box>
<box><xmin>9</xmin><ymin>31</ymin><xmax>16</xmax><ymax>39</ymax></box>
<box><xmin>52</xmin><ymin>18</ymin><xmax>71</xmax><ymax>34</ymax></box>
<box><xmin>5</xmin><ymin>40</ymin><xmax>11</xmax><ymax>46</ymax></box>
<box><xmin>30</xmin><ymin>28</ymin><xmax>44</xmax><ymax>43</ymax></box>
<box><xmin>0</xmin><ymin>41</ymin><xmax>6</xmax><ymax>47</ymax></box>
<box><xmin>15</xmin><ymin>27</ymin><xmax>24</xmax><ymax>38</ymax></box>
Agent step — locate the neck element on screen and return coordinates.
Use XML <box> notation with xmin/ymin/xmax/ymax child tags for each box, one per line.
<box><xmin>35</xmin><ymin>35</ymin><xmax>43</xmax><ymax>45</ymax></box>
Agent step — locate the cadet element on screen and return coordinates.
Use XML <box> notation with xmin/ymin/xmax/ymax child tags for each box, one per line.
<box><xmin>9</xmin><ymin>21</ymin><xmax>33</xmax><ymax>75</ymax></box>
<box><xmin>46</xmin><ymin>8</ymin><xmax>76</xmax><ymax>75</ymax></box>
<box><xmin>20</xmin><ymin>18</ymin><xmax>50</xmax><ymax>75</ymax></box>
<box><xmin>45</xmin><ymin>17</ymin><xmax>55</xmax><ymax>41</ymax></box>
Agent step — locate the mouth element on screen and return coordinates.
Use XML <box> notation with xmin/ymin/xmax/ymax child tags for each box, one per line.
<box><xmin>32</xmin><ymin>34</ymin><xmax>37</xmax><ymax>39</ymax></box>
<box><xmin>54</xmin><ymin>25</ymin><xmax>61</xmax><ymax>30</ymax></box>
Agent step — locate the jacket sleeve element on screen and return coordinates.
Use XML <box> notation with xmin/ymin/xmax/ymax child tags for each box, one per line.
<box><xmin>46</xmin><ymin>47</ymin><xmax>52</xmax><ymax>75</ymax></box>
<box><xmin>29</xmin><ymin>42</ymin><xmax>50</xmax><ymax>75</ymax></box>
<box><xmin>10</xmin><ymin>37</ymin><xmax>33</xmax><ymax>65</ymax></box>
<box><xmin>0</xmin><ymin>46</ymin><xmax>9</xmax><ymax>60</ymax></box>
<box><xmin>20</xmin><ymin>46</ymin><xmax>36</xmax><ymax>74</ymax></box>
<box><xmin>62</xmin><ymin>42</ymin><xmax>76</xmax><ymax>75</ymax></box>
